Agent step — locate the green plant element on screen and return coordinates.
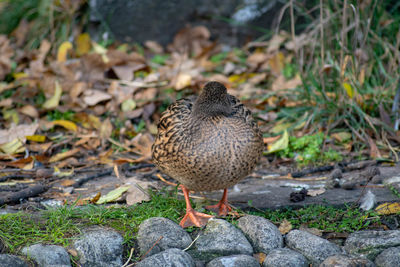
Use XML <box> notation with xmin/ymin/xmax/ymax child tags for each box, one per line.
<box><xmin>278</xmin><ymin>132</ymin><xmax>342</xmax><ymax>166</ymax></box>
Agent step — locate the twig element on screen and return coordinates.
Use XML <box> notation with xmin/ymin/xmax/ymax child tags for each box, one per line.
<box><xmin>0</xmin><ymin>183</ymin><xmax>48</xmax><ymax>205</ymax></box>
<box><xmin>183</xmin><ymin>234</ymin><xmax>200</xmax><ymax>251</ymax></box>
<box><xmin>103</xmin><ymin>78</ymin><xmax>168</xmax><ymax>88</ymax></box>
<box><xmin>140</xmin><ymin>236</ymin><xmax>163</xmax><ymax>260</ymax></box>
<box><xmin>340</xmin><ymin>0</ymin><xmax>348</xmax><ymax>70</ymax></box>
<box><xmin>121</xmin><ymin>248</ymin><xmax>134</xmax><ymax>267</ymax></box>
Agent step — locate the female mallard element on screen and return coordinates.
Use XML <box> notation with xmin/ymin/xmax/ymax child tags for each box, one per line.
<box><xmin>152</xmin><ymin>81</ymin><xmax>263</xmax><ymax>228</ymax></box>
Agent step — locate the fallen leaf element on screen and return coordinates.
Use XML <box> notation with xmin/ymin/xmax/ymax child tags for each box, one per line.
<box><xmin>121</xmin><ymin>99</ymin><xmax>136</xmax><ymax>112</ymax></box>
<box><xmin>267</xmin><ymin>34</ymin><xmax>287</xmax><ymax>53</ymax></box>
<box><xmin>43</xmin><ymin>81</ymin><xmax>62</xmax><ymax>109</ymax></box>
<box><xmin>278</xmin><ymin>219</ymin><xmax>292</xmax><ymax>234</ymax></box>
<box><xmin>331</xmin><ymin>132</ymin><xmax>352</xmax><ymax>143</ymax></box>
<box><xmin>92</xmin><ymin>41</ymin><xmax>109</xmax><ymax>63</ymax></box>
<box><xmin>83</xmin><ymin>89</ymin><xmax>112</xmax><ymax>106</ymax></box>
<box><xmin>343</xmin><ymin>82</ymin><xmax>354</xmax><ymax>98</ymax></box>
<box><xmin>125</xmin><ymin>177</ymin><xmax>153</xmax><ymax>205</ymax></box>
<box><xmin>57</xmin><ymin>41</ymin><xmax>73</xmax><ymax>62</ymax></box>
<box><xmin>271</xmin><ymin>74</ymin><xmax>302</xmax><ymax>91</ymax></box>
<box><xmin>299</xmin><ymin>225</ymin><xmax>323</xmax><ymax>236</ymax></box>
<box><xmin>19</xmin><ymin>105</ymin><xmax>39</xmax><ymax>118</ymax></box>
<box><xmin>307</xmin><ymin>188</ymin><xmax>326</xmax><ymax>196</ymax></box>
<box><xmin>53</xmin><ymin>120</ymin><xmax>78</xmax><ymax>132</ymax></box>
<box><xmin>267</xmin><ymin>130</ymin><xmax>289</xmax><ymax>153</ymax></box>
<box><xmin>0</xmin><ymin>139</ymin><xmax>24</xmax><ymax>154</ymax></box>
<box><xmin>253</xmin><ymin>253</ymin><xmax>267</xmax><ymax>264</ymax></box>
<box><xmin>96</xmin><ymin>186</ymin><xmax>130</xmax><ymax>204</ymax></box>
<box><xmin>76</xmin><ymin>33</ymin><xmax>91</xmax><ymax>56</ymax></box>
<box><xmin>26</xmin><ymin>135</ymin><xmax>46</xmax><ymax>143</ymax></box>
<box><xmin>99</xmin><ymin>118</ymin><xmax>113</xmax><ymax>140</ymax></box>
<box><xmin>49</xmin><ymin>148</ymin><xmax>80</xmax><ymax>163</ymax></box>
<box><xmin>174</xmin><ymin>73</ymin><xmax>192</xmax><ymax>90</ymax></box>
<box><xmin>0</xmin><ymin>123</ymin><xmax>38</xmax><ymax>144</ymax></box>
<box><xmin>145</xmin><ymin>40</ymin><xmax>164</xmax><ymax>53</ymax></box>
<box><xmin>367</xmin><ymin>136</ymin><xmax>381</xmax><ymax>159</ymax></box>
<box><xmin>375</xmin><ymin>202</ymin><xmax>400</xmax><ymax>215</ymax></box>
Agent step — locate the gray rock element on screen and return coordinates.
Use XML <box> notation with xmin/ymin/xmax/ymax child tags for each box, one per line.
<box><xmin>206</xmin><ymin>254</ymin><xmax>260</xmax><ymax>267</ymax></box>
<box><xmin>136</xmin><ymin>248</ymin><xmax>195</xmax><ymax>267</ymax></box>
<box><xmin>195</xmin><ymin>219</ymin><xmax>253</xmax><ymax>260</ymax></box>
<box><xmin>286</xmin><ymin>230</ymin><xmax>341</xmax><ymax>265</ymax></box>
<box><xmin>73</xmin><ymin>227</ymin><xmax>123</xmax><ymax>267</ymax></box>
<box><xmin>21</xmin><ymin>244</ymin><xmax>71</xmax><ymax>267</ymax></box>
<box><xmin>263</xmin><ymin>248</ymin><xmax>308</xmax><ymax>267</ymax></box>
<box><xmin>237</xmin><ymin>215</ymin><xmax>283</xmax><ymax>253</ymax></box>
<box><xmin>320</xmin><ymin>254</ymin><xmax>375</xmax><ymax>267</ymax></box>
<box><xmin>344</xmin><ymin>230</ymin><xmax>400</xmax><ymax>260</ymax></box>
<box><xmin>138</xmin><ymin>217</ymin><xmax>192</xmax><ymax>257</ymax></box>
<box><xmin>375</xmin><ymin>247</ymin><xmax>400</xmax><ymax>267</ymax></box>
<box><xmin>0</xmin><ymin>254</ymin><xmax>28</xmax><ymax>267</ymax></box>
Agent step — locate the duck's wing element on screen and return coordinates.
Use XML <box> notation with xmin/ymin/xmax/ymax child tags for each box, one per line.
<box><xmin>228</xmin><ymin>95</ymin><xmax>261</xmax><ymax>135</ymax></box>
<box><xmin>152</xmin><ymin>97</ymin><xmax>194</xmax><ymax>163</ymax></box>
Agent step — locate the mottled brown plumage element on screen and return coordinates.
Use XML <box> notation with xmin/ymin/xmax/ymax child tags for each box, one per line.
<box><xmin>152</xmin><ymin>81</ymin><xmax>263</xmax><ymax>227</ymax></box>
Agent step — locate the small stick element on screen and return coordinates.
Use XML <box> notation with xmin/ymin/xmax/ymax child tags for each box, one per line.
<box><xmin>183</xmin><ymin>234</ymin><xmax>200</xmax><ymax>251</ymax></box>
<box><xmin>140</xmin><ymin>236</ymin><xmax>163</xmax><ymax>260</ymax></box>
<box><xmin>121</xmin><ymin>248</ymin><xmax>134</xmax><ymax>267</ymax></box>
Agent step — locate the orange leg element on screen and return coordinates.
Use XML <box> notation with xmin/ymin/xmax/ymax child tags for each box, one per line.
<box><xmin>179</xmin><ymin>185</ymin><xmax>213</xmax><ymax>228</ymax></box>
<box><xmin>205</xmin><ymin>188</ymin><xmax>232</xmax><ymax>216</ymax></box>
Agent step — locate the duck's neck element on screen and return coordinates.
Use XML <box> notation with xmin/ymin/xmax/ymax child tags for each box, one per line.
<box><xmin>193</xmin><ymin>97</ymin><xmax>232</xmax><ymax>117</ymax></box>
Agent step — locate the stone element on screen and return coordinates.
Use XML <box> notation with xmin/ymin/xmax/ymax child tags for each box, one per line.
<box><xmin>206</xmin><ymin>254</ymin><xmax>259</xmax><ymax>267</ymax></box>
<box><xmin>0</xmin><ymin>254</ymin><xmax>28</xmax><ymax>267</ymax></box>
<box><xmin>285</xmin><ymin>230</ymin><xmax>341</xmax><ymax>265</ymax></box>
<box><xmin>136</xmin><ymin>248</ymin><xmax>195</xmax><ymax>267</ymax></box>
<box><xmin>73</xmin><ymin>227</ymin><xmax>123</xmax><ymax>267</ymax></box>
<box><xmin>194</xmin><ymin>219</ymin><xmax>253</xmax><ymax>260</ymax></box>
<box><xmin>21</xmin><ymin>244</ymin><xmax>71</xmax><ymax>267</ymax></box>
<box><xmin>137</xmin><ymin>217</ymin><xmax>192</xmax><ymax>257</ymax></box>
<box><xmin>320</xmin><ymin>254</ymin><xmax>375</xmax><ymax>267</ymax></box>
<box><xmin>344</xmin><ymin>230</ymin><xmax>400</xmax><ymax>260</ymax></box>
<box><xmin>237</xmin><ymin>215</ymin><xmax>283</xmax><ymax>253</ymax></box>
<box><xmin>375</xmin><ymin>246</ymin><xmax>400</xmax><ymax>267</ymax></box>
<box><xmin>263</xmin><ymin>248</ymin><xmax>308</xmax><ymax>267</ymax></box>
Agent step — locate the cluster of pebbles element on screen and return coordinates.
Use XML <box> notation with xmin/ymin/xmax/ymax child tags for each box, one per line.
<box><xmin>1</xmin><ymin>215</ymin><xmax>400</xmax><ymax>266</ymax></box>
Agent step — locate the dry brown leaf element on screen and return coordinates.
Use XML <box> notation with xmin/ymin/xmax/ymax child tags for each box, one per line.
<box><xmin>70</xmin><ymin>82</ymin><xmax>87</xmax><ymax>102</ymax></box>
<box><xmin>307</xmin><ymin>188</ymin><xmax>326</xmax><ymax>197</ymax></box>
<box><xmin>266</xmin><ymin>52</ymin><xmax>285</xmax><ymax>74</ymax></box>
<box><xmin>49</xmin><ymin>148</ymin><xmax>80</xmax><ymax>163</ymax></box>
<box><xmin>130</xmin><ymin>133</ymin><xmax>154</xmax><ymax>161</ymax></box>
<box><xmin>11</xmin><ymin>19</ymin><xmax>30</xmax><ymax>47</ymax></box>
<box><xmin>19</xmin><ymin>105</ymin><xmax>39</xmax><ymax>118</ymax></box>
<box><xmin>271</xmin><ymin>75</ymin><xmax>302</xmax><ymax>91</ymax></box>
<box><xmin>174</xmin><ymin>73</ymin><xmax>192</xmax><ymax>90</ymax></box>
<box><xmin>83</xmin><ymin>89</ymin><xmax>112</xmax><ymax>106</ymax></box>
<box><xmin>278</xmin><ymin>219</ymin><xmax>293</xmax><ymax>234</ymax></box>
<box><xmin>0</xmin><ymin>123</ymin><xmax>38</xmax><ymax>144</ymax></box>
<box><xmin>125</xmin><ymin>177</ymin><xmax>153</xmax><ymax>205</ymax></box>
<box><xmin>99</xmin><ymin>118</ymin><xmax>113</xmax><ymax>140</ymax></box>
<box><xmin>253</xmin><ymin>253</ymin><xmax>267</xmax><ymax>264</ymax></box>
<box><xmin>367</xmin><ymin>136</ymin><xmax>381</xmax><ymax>159</ymax></box>
<box><xmin>267</xmin><ymin>34</ymin><xmax>287</xmax><ymax>53</ymax></box>
<box><xmin>299</xmin><ymin>225</ymin><xmax>323</xmax><ymax>236</ymax></box>
<box><xmin>145</xmin><ymin>40</ymin><xmax>164</xmax><ymax>54</ymax></box>
<box><xmin>61</xmin><ymin>179</ymin><xmax>75</xmax><ymax>187</ymax></box>
<box><xmin>247</xmin><ymin>51</ymin><xmax>268</xmax><ymax>67</ymax></box>
<box><xmin>0</xmin><ymin>35</ymin><xmax>14</xmax><ymax>80</ymax></box>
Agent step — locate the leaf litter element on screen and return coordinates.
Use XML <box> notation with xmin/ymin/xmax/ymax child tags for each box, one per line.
<box><xmin>0</xmin><ymin>19</ymin><xmax>398</xmax><ymax>212</ymax></box>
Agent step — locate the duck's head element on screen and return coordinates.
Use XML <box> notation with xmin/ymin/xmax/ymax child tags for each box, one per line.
<box><xmin>193</xmin><ymin>81</ymin><xmax>232</xmax><ymax>117</ymax></box>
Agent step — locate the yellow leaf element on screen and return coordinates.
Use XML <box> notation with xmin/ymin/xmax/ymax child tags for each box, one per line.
<box><xmin>278</xmin><ymin>219</ymin><xmax>293</xmax><ymax>234</ymax></box>
<box><xmin>43</xmin><ymin>81</ymin><xmax>62</xmax><ymax>109</ymax></box>
<box><xmin>375</xmin><ymin>202</ymin><xmax>400</xmax><ymax>215</ymax></box>
<box><xmin>13</xmin><ymin>72</ymin><xmax>28</xmax><ymax>80</ymax></box>
<box><xmin>54</xmin><ymin>166</ymin><xmax>74</xmax><ymax>177</ymax></box>
<box><xmin>57</xmin><ymin>41</ymin><xmax>73</xmax><ymax>62</ymax></box>
<box><xmin>121</xmin><ymin>99</ymin><xmax>136</xmax><ymax>112</ymax></box>
<box><xmin>3</xmin><ymin>109</ymin><xmax>19</xmax><ymax>124</ymax></box>
<box><xmin>96</xmin><ymin>186</ymin><xmax>130</xmax><ymax>204</ymax></box>
<box><xmin>26</xmin><ymin>135</ymin><xmax>46</xmax><ymax>142</ymax></box>
<box><xmin>76</xmin><ymin>33</ymin><xmax>91</xmax><ymax>56</ymax></box>
<box><xmin>267</xmin><ymin>130</ymin><xmax>289</xmax><ymax>153</ymax></box>
<box><xmin>49</xmin><ymin>148</ymin><xmax>80</xmax><ymax>163</ymax></box>
<box><xmin>175</xmin><ymin>73</ymin><xmax>192</xmax><ymax>90</ymax></box>
<box><xmin>53</xmin><ymin>120</ymin><xmax>78</xmax><ymax>132</ymax></box>
<box><xmin>92</xmin><ymin>41</ymin><xmax>109</xmax><ymax>63</ymax></box>
<box><xmin>343</xmin><ymin>82</ymin><xmax>354</xmax><ymax>98</ymax></box>
<box><xmin>331</xmin><ymin>132</ymin><xmax>352</xmax><ymax>143</ymax></box>
<box><xmin>0</xmin><ymin>138</ymin><xmax>24</xmax><ymax>154</ymax></box>
<box><xmin>270</xmin><ymin>119</ymin><xmax>293</xmax><ymax>134</ymax></box>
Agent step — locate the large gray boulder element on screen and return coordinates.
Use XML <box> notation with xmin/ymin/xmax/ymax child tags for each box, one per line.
<box><xmin>22</xmin><ymin>244</ymin><xmax>71</xmax><ymax>267</ymax></box>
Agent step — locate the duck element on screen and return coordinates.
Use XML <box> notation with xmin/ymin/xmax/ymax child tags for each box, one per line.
<box><xmin>152</xmin><ymin>81</ymin><xmax>263</xmax><ymax>228</ymax></box>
